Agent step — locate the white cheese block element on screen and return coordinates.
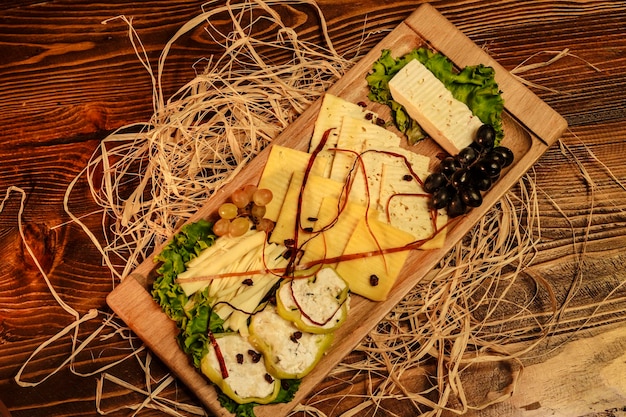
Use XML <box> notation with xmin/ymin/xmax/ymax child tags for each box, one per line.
<box><xmin>388</xmin><ymin>59</ymin><xmax>483</xmax><ymax>155</ymax></box>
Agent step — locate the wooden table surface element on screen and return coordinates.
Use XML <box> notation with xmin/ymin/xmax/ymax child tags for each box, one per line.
<box><xmin>1</xmin><ymin>1</ymin><xmax>625</xmax><ymax>417</ymax></box>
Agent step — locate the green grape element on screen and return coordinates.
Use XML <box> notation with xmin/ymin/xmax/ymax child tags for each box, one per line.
<box><xmin>218</xmin><ymin>203</ymin><xmax>239</xmax><ymax>220</ymax></box>
<box><xmin>231</xmin><ymin>188</ymin><xmax>250</xmax><ymax>208</ymax></box>
<box><xmin>250</xmin><ymin>203</ymin><xmax>266</xmax><ymax>220</ymax></box>
<box><xmin>252</xmin><ymin>188</ymin><xmax>273</xmax><ymax>206</ymax></box>
<box><xmin>213</xmin><ymin>218</ymin><xmax>231</xmax><ymax>236</ymax></box>
<box><xmin>229</xmin><ymin>217</ymin><xmax>250</xmax><ymax>237</ymax></box>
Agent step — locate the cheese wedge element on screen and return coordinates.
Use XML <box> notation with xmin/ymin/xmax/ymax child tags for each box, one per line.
<box><xmin>388</xmin><ymin>59</ymin><xmax>483</xmax><ymax>155</ymax></box>
<box><xmin>258</xmin><ymin>145</ymin><xmax>328</xmax><ymax>221</ymax></box>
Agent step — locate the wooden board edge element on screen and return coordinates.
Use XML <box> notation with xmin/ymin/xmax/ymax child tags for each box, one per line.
<box><xmin>106</xmin><ymin>278</ymin><xmax>234</xmax><ymax>417</ymax></box>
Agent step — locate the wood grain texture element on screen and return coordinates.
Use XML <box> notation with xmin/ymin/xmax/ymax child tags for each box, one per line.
<box><xmin>1</xmin><ymin>1</ymin><xmax>626</xmax><ymax>417</ymax></box>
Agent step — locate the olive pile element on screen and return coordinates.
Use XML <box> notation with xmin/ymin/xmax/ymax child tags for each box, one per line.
<box><xmin>423</xmin><ymin>124</ymin><xmax>514</xmax><ymax>218</ymax></box>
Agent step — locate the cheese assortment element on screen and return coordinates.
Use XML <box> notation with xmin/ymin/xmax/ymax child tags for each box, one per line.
<box><xmin>265</xmin><ymin>93</ymin><xmax>447</xmax><ymax>301</ymax></box>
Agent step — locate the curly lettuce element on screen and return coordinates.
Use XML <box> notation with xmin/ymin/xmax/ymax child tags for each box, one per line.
<box><xmin>366</xmin><ymin>48</ymin><xmax>504</xmax><ymax>146</ymax></box>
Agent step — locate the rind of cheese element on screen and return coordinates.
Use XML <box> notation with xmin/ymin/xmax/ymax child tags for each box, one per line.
<box><xmin>388</xmin><ymin>59</ymin><xmax>483</xmax><ymax>155</ymax></box>
<box><xmin>335</xmin><ymin>217</ymin><xmax>415</xmax><ymax>301</ymax></box>
<box><xmin>258</xmin><ymin>145</ymin><xmax>328</xmax><ymax>221</ymax></box>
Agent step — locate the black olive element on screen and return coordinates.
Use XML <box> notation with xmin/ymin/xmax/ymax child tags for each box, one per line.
<box><xmin>460</xmin><ymin>186</ymin><xmax>483</xmax><ymax>208</ymax></box>
<box><xmin>475</xmin><ymin>124</ymin><xmax>496</xmax><ymax>149</ymax></box>
<box><xmin>423</xmin><ymin>172</ymin><xmax>447</xmax><ymax>193</ymax></box>
<box><xmin>447</xmin><ymin>194</ymin><xmax>466</xmax><ymax>218</ymax></box>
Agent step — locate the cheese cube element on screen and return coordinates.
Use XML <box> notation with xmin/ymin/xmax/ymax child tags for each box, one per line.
<box><xmin>388</xmin><ymin>59</ymin><xmax>483</xmax><ymax>155</ymax></box>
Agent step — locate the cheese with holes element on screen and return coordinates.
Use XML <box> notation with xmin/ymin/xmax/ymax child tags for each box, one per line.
<box><xmin>258</xmin><ymin>145</ymin><xmax>328</xmax><ymax>221</ymax></box>
<box><xmin>388</xmin><ymin>59</ymin><xmax>483</xmax><ymax>155</ymax></box>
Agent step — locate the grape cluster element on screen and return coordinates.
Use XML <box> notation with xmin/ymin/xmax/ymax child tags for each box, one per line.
<box><xmin>423</xmin><ymin>124</ymin><xmax>514</xmax><ymax>218</ymax></box>
<box><xmin>213</xmin><ymin>184</ymin><xmax>275</xmax><ymax>237</ymax></box>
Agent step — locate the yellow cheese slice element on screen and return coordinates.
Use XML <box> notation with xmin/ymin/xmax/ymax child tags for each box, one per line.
<box><xmin>335</xmin><ymin>217</ymin><xmax>415</xmax><ymax>301</ymax></box>
<box><xmin>258</xmin><ymin>145</ymin><xmax>328</xmax><ymax>221</ymax></box>
<box><xmin>269</xmin><ymin>172</ymin><xmax>344</xmax><ymax>246</ymax></box>
<box><xmin>309</xmin><ymin>94</ymin><xmax>376</xmax><ymax>178</ymax></box>
<box><xmin>299</xmin><ymin>197</ymin><xmax>369</xmax><ymax>266</ymax></box>
<box><xmin>388</xmin><ymin>59</ymin><xmax>483</xmax><ymax>155</ymax></box>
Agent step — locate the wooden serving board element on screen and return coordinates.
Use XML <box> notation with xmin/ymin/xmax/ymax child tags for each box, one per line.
<box><xmin>106</xmin><ymin>3</ymin><xmax>567</xmax><ymax>416</ymax></box>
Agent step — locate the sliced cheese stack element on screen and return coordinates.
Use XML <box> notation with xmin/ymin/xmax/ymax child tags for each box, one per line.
<box><xmin>255</xmin><ymin>94</ymin><xmax>449</xmax><ymax>301</ymax></box>
<box><xmin>388</xmin><ymin>58</ymin><xmax>483</xmax><ymax>155</ymax></box>
<box><xmin>258</xmin><ymin>145</ymin><xmax>328</xmax><ymax>221</ymax></box>
<box><xmin>309</xmin><ymin>94</ymin><xmax>377</xmax><ymax>178</ymax></box>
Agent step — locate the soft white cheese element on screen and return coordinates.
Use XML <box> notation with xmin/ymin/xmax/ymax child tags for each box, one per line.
<box><xmin>289</xmin><ymin>268</ymin><xmax>349</xmax><ymax>326</ymax></box>
<box><xmin>388</xmin><ymin>59</ymin><xmax>483</xmax><ymax>155</ymax></box>
<box><xmin>205</xmin><ymin>333</ymin><xmax>277</xmax><ymax>399</ymax></box>
<box><xmin>250</xmin><ymin>307</ymin><xmax>327</xmax><ymax>376</ymax></box>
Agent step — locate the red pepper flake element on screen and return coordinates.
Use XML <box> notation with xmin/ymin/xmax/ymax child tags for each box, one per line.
<box><xmin>248</xmin><ymin>349</ymin><xmax>262</xmax><ymax>363</ymax></box>
<box><xmin>369</xmin><ymin>274</ymin><xmax>379</xmax><ymax>287</ymax></box>
<box><xmin>375</xmin><ymin>118</ymin><xmax>386</xmax><ymax>127</ymax></box>
<box><xmin>357</xmin><ymin>101</ymin><xmax>367</xmax><ymax>107</ymax></box>
<box><xmin>402</xmin><ymin>174</ymin><xmax>413</xmax><ymax>181</ymax></box>
<box><xmin>307</xmin><ymin>216</ymin><xmax>318</xmax><ymax>222</ymax></box>
<box><xmin>242</xmin><ymin>278</ymin><xmax>254</xmax><ymax>286</ymax></box>
<box><xmin>365</xmin><ymin>113</ymin><xmax>374</xmax><ymax>120</ymax></box>
<box><xmin>236</xmin><ymin>353</ymin><xmax>244</xmax><ymax>364</ymax></box>
<box><xmin>264</xmin><ymin>373</ymin><xmax>274</xmax><ymax>383</ymax></box>
<box><xmin>290</xmin><ymin>331</ymin><xmax>303</xmax><ymax>343</ymax></box>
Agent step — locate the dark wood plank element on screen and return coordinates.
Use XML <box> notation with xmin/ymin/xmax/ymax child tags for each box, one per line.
<box><xmin>1</xmin><ymin>1</ymin><xmax>626</xmax><ymax>416</ymax></box>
